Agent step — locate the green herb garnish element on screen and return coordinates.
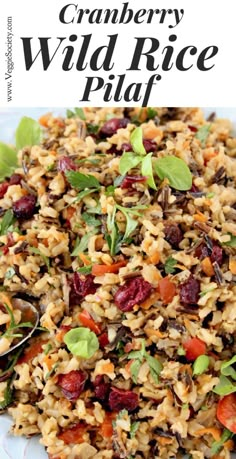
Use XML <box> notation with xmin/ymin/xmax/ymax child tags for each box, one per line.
<box><xmin>195</xmin><ymin>124</ymin><xmax>211</xmax><ymax>146</ymax></box>
<box><xmin>0</xmin><ymin>210</ymin><xmax>15</xmax><ymax>236</ymax></box>
<box><xmin>222</xmin><ymin>234</ymin><xmax>236</xmax><ymax>248</ymax></box>
<box><xmin>0</xmin><ymin>378</ymin><xmax>13</xmax><ymax>409</ymax></box>
<box><xmin>77</xmin><ymin>265</ymin><xmax>92</xmax><ymax>274</ymax></box>
<box><xmin>130</xmin><ymin>126</ymin><xmax>146</xmax><ymax>156</ymax></box>
<box><xmin>154</xmin><ymin>156</ymin><xmax>192</xmax><ymax>191</ymax></box>
<box><xmin>64</xmin><ymin>327</ymin><xmax>99</xmax><ymax>358</ymax></box>
<box><xmin>15</xmin><ymin>117</ymin><xmax>42</xmax><ymax>150</ymax></box>
<box><xmin>127</xmin><ymin>340</ymin><xmax>162</xmax><ymax>384</ymax></box>
<box><xmin>66</xmin><ymin>171</ymin><xmax>100</xmax><ymax>190</ymax></box>
<box><xmin>71</xmin><ymin>231</ymin><xmax>98</xmax><ymax>256</ymax></box>
<box><xmin>29</xmin><ymin>247</ymin><xmax>50</xmax><ymax>272</ymax></box>
<box><xmin>192</xmin><ymin>355</ymin><xmax>209</xmax><ymax>376</ymax></box>
<box><xmin>0</xmin><ymin>143</ymin><xmax>18</xmax><ymax>181</ymax></box>
<box><xmin>66</xmin><ymin>108</ymin><xmax>86</xmax><ymax>120</ymax></box>
<box><xmin>147</xmin><ymin>108</ymin><xmax>158</xmax><ymax>120</ymax></box>
<box><xmin>211</xmin><ymin>429</ymin><xmax>233</xmax><ymax>454</ymax></box>
<box><xmin>81</xmin><ymin>213</ymin><xmax>101</xmax><ymax>227</ymax></box>
<box><xmin>164</xmin><ymin>256</ymin><xmax>177</xmax><ymax>274</ymax></box>
<box><xmin>130</xmin><ymin>421</ymin><xmax>140</xmax><ymax>438</ymax></box>
<box><xmin>141</xmin><ymin>153</ymin><xmax>156</xmax><ymax>190</ymax></box>
<box><xmin>5</xmin><ymin>267</ymin><xmax>15</xmax><ymax>280</ymax></box>
<box><xmin>119</xmin><ymin>152</ymin><xmax>143</xmax><ymax>176</ymax></box>
<box><xmin>86</xmin><ymin>123</ymin><xmax>99</xmax><ymax>134</ymax></box>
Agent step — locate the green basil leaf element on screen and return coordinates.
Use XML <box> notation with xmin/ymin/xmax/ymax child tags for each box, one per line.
<box><xmin>64</xmin><ymin>327</ymin><xmax>99</xmax><ymax>358</ymax></box>
<box><xmin>130</xmin><ymin>127</ymin><xmax>146</xmax><ymax>156</ymax></box>
<box><xmin>0</xmin><ymin>143</ymin><xmax>18</xmax><ymax>181</ymax></box>
<box><xmin>213</xmin><ymin>375</ymin><xmax>236</xmax><ymax>395</ymax></box>
<box><xmin>145</xmin><ymin>354</ymin><xmax>162</xmax><ymax>383</ymax></box>
<box><xmin>68</xmin><ymin>188</ymin><xmax>98</xmax><ymax>207</ymax></box>
<box><xmin>192</xmin><ymin>355</ymin><xmax>209</xmax><ymax>376</ymax></box>
<box><xmin>130</xmin><ymin>359</ymin><xmax>142</xmax><ymax>384</ymax></box>
<box><xmin>154</xmin><ymin>156</ymin><xmax>192</xmax><ymax>191</ymax></box>
<box><xmin>119</xmin><ymin>152</ymin><xmax>142</xmax><ymax>175</ymax></box>
<box><xmin>222</xmin><ymin>234</ymin><xmax>236</xmax><ymax>248</ymax></box>
<box><xmin>141</xmin><ymin>153</ymin><xmax>157</xmax><ymax>190</ymax></box>
<box><xmin>211</xmin><ymin>429</ymin><xmax>233</xmax><ymax>455</ymax></box>
<box><xmin>15</xmin><ymin>117</ymin><xmax>42</xmax><ymax>150</ymax></box>
<box><xmin>195</xmin><ymin>125</ymin><xmax>211</xmax><ymax>146</ymax></box>
<box><xmin>0</xmin><ymin>210</ymin><xmax>15</xmax><ymax>236</ymax></box>
<box><xmin>123</xmin><ymin>214</ymin><xmax>138</xmax><ymax>240</ymax></box>
<box><xmin>130</xmin><ymin>421</ymin><xmax>140</xmax><ymax>439</ymax></box>
<box><xmin>29</xmin><ymin>247</ymin><xmax>50</xmax><ymax>272</ymax></box>
<box><xmin>127</xmin><ymin>350</ymin><xmax>143</xmax><ymax>361</ymax></box>
<box><xmin>66</xmin><ymin>171</ymin><xmax>100</xmax><ymax>190</ymax></box>
<box><xmin>164</xmin><ymin>256</ymin><xmax>177</xmax><ymax>274</ymax></box>
<box><xmin>147</xmin><ymin>108</ymin><xmax>158</xmax><ymax>120</ymax></box>
<box><xmin>86</xmin><ymin>202</ymin><xmax>101</xmax><ymax>214</ymax></box>
<box><xmin>221</xmin><ymin>355</ymin><xmax>236</xmax><ymax>380</ymax></box>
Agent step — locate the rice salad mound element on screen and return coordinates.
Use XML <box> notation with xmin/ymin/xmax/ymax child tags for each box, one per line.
<box><xmin>0</xmin><ymin>107</ymin><xmax>236</xmax><ymax>459</ymax></box>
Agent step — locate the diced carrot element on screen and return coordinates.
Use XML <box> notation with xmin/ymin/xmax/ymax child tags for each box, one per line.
<box><xmin>91</xmin><ymin>260</ymin><xmax>127</xmax><ymax>276</ymax></box>
<box><xmin>194</xmin><ymin>427</ymin><xmax>221</xmax><ymax>441</ymax></box>
<box><xmin>55</xmin><ymin>325</ymin><xmax>72</xmax><ymax>343</ymax></box>
<box><xmin>193</xmin><ymin>211</ymin><xmax>207</xmax><ymax>223</ymax></box>
<box><xmin>100</xmin><ymin>413</ymin><xmax>115</xmax><ymax>438</ymax></box>
<box><xmin>17</xmin><ymin>235</ymin><xmax>26</xmax><ymax>241</ymax></box>
<box><xmin>100</xmin><ymin>362</ymin><xmax>114</xmax><ymax>374</ymax></box>
<box><xmin>42</xmin><ymin>238</ymin><xmax>49</xmax><ymax>247</ymax></box>
<box><xmin>50</xmin><ymin>150</ymin><xmax>57</xmax><ymax>156</ymax></box>
<box><xmin>43</xmin><ymin>355</ymin><xmax>53</xmax><ymax>370</ymax></box>
<box><xmin>143</xmin><ymin>126</ymin><xmax>161</xmax><ymax>139</ymax></box>
<box><xmin>78</xmin><ymin>253</ymin><xmax>91</xmax><ymax>266</ymax></box>
<box><xmin>18</xmin><ymin>341</ymin><xmax>47</xmax><ymax>364</ymax></box>
<box><xmin>140</xmin><ymin>290</ymin><xmax>160</xmax><ymax>310</ymax></box>
<box><xmin>203</xmin><ymin>149</ymin><xmax>218</xmax><ymax>162</ymax></box>
<box><xmin>229</xmin><ymin>259</ymin><xmax>236</xmax><ymax>275</ymax></box>
<box><xmin>124</xmin><ymin>359</ymin><xmax>133</xmax><ymax>375</ymax></box>
<box><xmin>39</xmin><ymin>114</ymin><xmax>50</xmax><ymax>127</ymax></box>
<box><xmin>145</xmin><ymin>328</ymin><xmax>165</xmax><ymax>339</ymax></box>
<box><xmin>58</xmin><ymin>423</ymin><xmax>87</xmax><ymax>444</ymax></box>
<box><xmin>201</xmin><ymin>256</ymin><xmax>214</xmax><ymax>276</ymax></box>
<box><xmin>158</xmin><ymin>277</ymin><xmax>176</xmax><ymax>304</ymax></box>
<box><xmin>157</xmin><ymin>436</ymin><xmax>173</xmax><ymax>446</ymax></box>
<box><xmin>78</xmin><ymin>310</ymin><xmax>101</xmax><ymax>335</ymax></box>
<box><xmin>66</xmin><ymin>207</ymin><xmax>76</xmax><ymax>220</ymax></box>
<box><xmin>0</xmin><ymin>293</ymin><xmax>12</xmax><ymax>310</ymax></box>
<box><xmin>146</xmin><ymin>252</ymin><xmax>160</xmax><ymax>265</ymax></box>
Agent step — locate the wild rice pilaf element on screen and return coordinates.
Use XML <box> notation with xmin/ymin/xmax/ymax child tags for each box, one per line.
<box><xmin>0</xmin><ymin>107</ymin><xmax>236</xmax><ymax>459</ymax></box>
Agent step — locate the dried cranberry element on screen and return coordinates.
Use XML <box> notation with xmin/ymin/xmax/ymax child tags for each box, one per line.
<box><xmin>99</xmin><ymin>332</ymin><xmax>109</xmax><ymax>348</ymax></box>
<box><xmin>57</xmin><ymin>370</ymin><xmax>87</xmax><ymax>401</ymax></box>
<box><xmin>195</xmin><ymin>242</ymin><xmax>223</xmax><ymax>266</ymax></box>
<box><xmin>114</xmin><ymin>277</ymin><xmax>152</xmax><ymax>312</ymax></box>
<box><xmin>0</xmin><ymin>182</ymin><xmax>9</xmax><ymax>198</ymax></box>
<box><xmin>189</xmin><ymin>183</ymin><xmax>199</xmax><ymax>193</ymax></box>
<box><xmin>58</xmin><ymin>156</ymin><xmax>77</xmax><ymax>173</ymax></box>
<box><xmin>9</xmin><ymin>174</ymin><xmax>22</xmax><ymax>186</ymax></box>
<box><xmin>12</xmin><ymin>194</ymin><xmax>37</xmax><ymax>220</ymax></box>
<box><xmin>188</xmin><ymin>125</ymin><xmax>198</xmax><ymax>132</ymax></box>
<box><xmin>2</xmin><ymin>232</ymin><xmax>15</xmax><ymax>255</ymax></box>
<box><xmin>164</xmin><ymin>223</ymin><xmax>183</xmax><ymax>249</ymax></box>
<box><xmin>179</xmin><ymin>276</ymin><xmax>200</xmax><ymax>304</ymax></box>
<box><xmin>93</xmin><ymin>375</ymin><xmax>110</xmax><ymax>402</ymax></box>
<box><xmin>143</xmin><ymin>139</ymin><xmax>157</xmax><ymax>153</ymax></box>
<box><xmin>121</xmin><ymin>175</ymin><xmax>146</xmax><ymax>189</ymax></box>
<box><xmin>120</xmin><ymin>142</ymin><xmax>132</xmax><ymax>152</ymax></box>
<box><xmin>109</xmin><ymin>387</ymin><xmax>138</xmax><ymax>412</ymax></box>
<box><xmin>100</xmin><ymin>118</ymin><xmax>129</xmax><ymax>137</ymax></box>
<box><xmin>69</xmin><ymin>272</ymin><xmax>97</xmax><ymax>305</ymax></box>
<box><xmin>211</xmin><ymin>244</ymin><xmax>223</xmax><ymax>266</ymax></box>
<box><xmin>195</xmin><ymin>243</ymin><xmax>210</xmax><ymax>260</ymax></box>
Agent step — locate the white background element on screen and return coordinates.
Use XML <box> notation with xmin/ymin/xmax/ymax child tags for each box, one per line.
<box><xmin>0</xmin><ymin>0</ymin><xmax>235</xmax><ymax>106</ymax></box>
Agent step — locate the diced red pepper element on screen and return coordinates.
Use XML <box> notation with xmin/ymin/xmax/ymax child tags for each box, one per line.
<box><xmin>18</xmin><ymin>341</ymin><xmax>47</xmax><ymax>364</ymax></box>
<box><xmin>57</xmin><ymin>423</ymin><xmax>87</xmax><ymax>444</ymax></box>
<box><xmin>183</xmin><ymin>337</ymin><xmax>206</xmax><ymax>361</ymax></box>
<box><xmin>78</xmin><ymin>310</ymin><xmax>101</xmax><ymax>335</ymax></box>
<box><xmin>99</xmin><ymin>332</ymin><xmax>109</xmax><ymax>348</ymax></box>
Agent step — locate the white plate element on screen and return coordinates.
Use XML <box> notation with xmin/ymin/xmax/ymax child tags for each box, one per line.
<box><xmin>0</xmin><ymin>107</ymin><xmax>235</xmax><ymax>458</ymax></box>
